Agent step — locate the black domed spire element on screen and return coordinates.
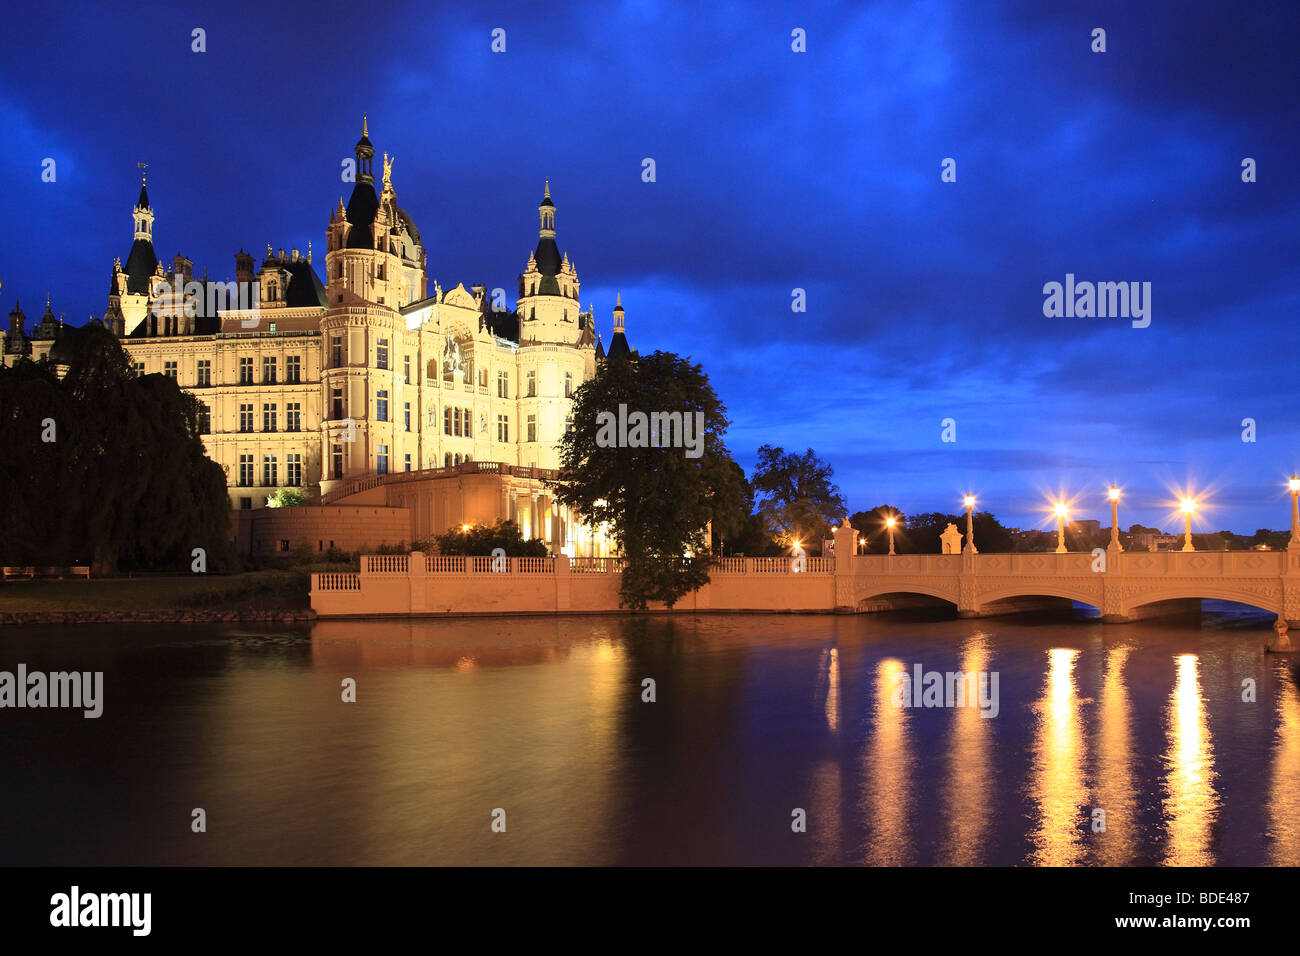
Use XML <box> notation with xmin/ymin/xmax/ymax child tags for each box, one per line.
<box><xmin>532</xmin><ymin>180</ymin><xmax>562</xmax><ymax>291</ymax></box>
<box><xmin>354</xmin><ymin>115</ymin><xmax>375</xmax><ymax>184</ymax></box>
<box><xmin>344</xmin><ymin>116</ymin><xmax>380</xmax><ymax>247</ymax></box>
<box><xmin>607</xmin><ymin>293</ymin><xmax>631</xmax><ymax>359</ymax></box>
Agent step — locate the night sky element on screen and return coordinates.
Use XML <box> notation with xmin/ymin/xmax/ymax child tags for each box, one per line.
<box><xmin>2</xmin><ymin>0</ymin><xmax>1297</xmax><ymax>533</ymax></box>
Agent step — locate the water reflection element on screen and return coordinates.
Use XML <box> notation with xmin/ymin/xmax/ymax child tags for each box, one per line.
<box><xmin>1267</xmin><ymin>660</ymin><xmax>1300</xmax><ymax>865</ymax></box>
<box><xmin>1162</xmin><ymin>654</ymin><xmax>1218</xmax><ymax>866</ymax></box>
<box><xmin>1029</xmin><ymin>648</ymin><xmax>1086</xmax><ymax>866</ymax></box>
<box><xmin>1</xmin><ymin>610</ymin><xmax>1297</xmax><ymax>865</ymax></box>
<box><xmin>1094</xmin><ymin>645</ymin><xmax>1136</xmax><ymax>866</ymax></box>
<box><xmin>861</xmin><ymin>657</ymin><xmax>913</xmax><ymax>865</ymax></box>
<box><xmin>823</xmin><ymin>647</ymin><xmax>840</xmax><ymax>734</ymax></box>
<box><xmin>940</xmin><ymin>634</ymin><xmax>993</xmax><ymax>866</ymax></box>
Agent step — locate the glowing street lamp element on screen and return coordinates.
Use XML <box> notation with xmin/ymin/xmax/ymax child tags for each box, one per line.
<box><xmin>1180</xmin><ymin>498</ymin><xmax>1196</xmax><ymax>552</ymax></box>
<box><xmin>858</xmin><ymin>535</ymin><xmax>866</xmax><ymax>556</ymax></box>
<box><xmin>1289</xmin><ymin>475</ymin><xmax>1300</xmax><ymax>548</ymax></box>
<box><xmin>962</xmin><ymin>494</ymin><xmax>977</xmax><ymax>554</ymax></box>
<box><xmin>885</xmin><ymin>515</ymin><xmax>897</xmax><ymax>556</ymax></box>
<box><xmin>1054</xmin><ymin>502</ymin><xmax>1070</xmax><ymax>553</ymax></box>
<box><xmin>1108</xmin><ymin>485</ymin><xmax>1122</xmax><ymax>552</ymax></box>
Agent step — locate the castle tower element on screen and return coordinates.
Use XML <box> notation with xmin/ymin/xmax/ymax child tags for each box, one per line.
<box><xmin>320</xmin><ymin>118</ymin><xmax>424</xmax><ymax>486</ymax></box>
<box><xmin>117</xmin><ymin>167</ymin><xmax>159</xmax><ymax>336</ymax></box>
<box><xmin>4</xmin><ymin>301</ymin><xmax>30</xmax><ymax>357</ymax></box>
<box><xmin>324</xmin><ymin>117</ymin><xmax>417</xmax><ymax>308</ymax></box>
<box><xmin>516</xmin><ymin>181</ymin><xmax>581</xmax><ymax>344</ymax></box>
<box><xmin>606</xmin><ymin>293</ymin><xmax>632</xmax><ymax>359</ymax></box>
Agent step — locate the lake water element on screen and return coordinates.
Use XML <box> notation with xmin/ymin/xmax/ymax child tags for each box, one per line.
<box><xmin>1</xmin><ymin>602</ymin><xmax>1296</xmax><ymax>865</ymax></box>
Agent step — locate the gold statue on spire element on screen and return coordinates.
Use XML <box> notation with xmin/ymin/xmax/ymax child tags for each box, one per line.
<box><xmin>382</xmin><ymin>152</ymin><xmax>395</xmax><ymax>188</ymax></box>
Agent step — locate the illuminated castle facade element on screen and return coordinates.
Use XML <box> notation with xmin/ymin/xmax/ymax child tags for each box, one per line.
<box><xmin>5</xmin><ymin>120</ymin><xmax>634</xmax><ymax>555</ymax></box>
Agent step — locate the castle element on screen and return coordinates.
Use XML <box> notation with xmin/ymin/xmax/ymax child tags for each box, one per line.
<box><xmin>2</xmin><ymin>120</ymin><xmax>632</xmax><ymax>557</ymax></box>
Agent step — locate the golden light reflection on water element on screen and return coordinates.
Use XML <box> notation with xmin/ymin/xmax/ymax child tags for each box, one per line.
<box><xmin>1162</xmin><ymin>654</ymin><xmax>1218</xmax><ymax>866</ymax></box>
<box><xmin>1029</xmin><ymin>648</ymin><xmax>1086</xmax><ymax>866</ymax></box>
<box><xmin>824</xmin><ymin>647</ymin><xmax>840</xmax><ymax>734</ymax></box>
<box><xmin>808</xmin><ymin>757</ymin><xmax>842</xmax><ymax>865</ymax></box>
<box><xmin>1267</xmin><ymin>661</ymin><xmax>1300</xmax><ymax>865</ymax></box>
<box><xmin>1094</xmin><ymin>645</ymin><xmax>1136</xmax><ymax>866</ymax></box>
<box><xmin>861</xmin><ymin>657</ymin><xmax>912</xmax><ymax>865</ymax></box>
<box><xmin>940</xmin><ymin>634</ymin><xmax>992</xmax><ymax>866</ymax></box>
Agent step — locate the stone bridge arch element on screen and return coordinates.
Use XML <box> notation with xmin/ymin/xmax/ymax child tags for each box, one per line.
<box><xmin>854</xmin><ymin>579</ymin><xmax>960</xmax><ymax>612</ymax></box>
<box><xmin>1122</xmin><ymin>583</ymin><xmax>1282</xmax><ymax>618</ymax></box>
<box><xmin>975</xmin><ymin>579</ymin><xmax>1104</xmax><ymax>613</ymax></box>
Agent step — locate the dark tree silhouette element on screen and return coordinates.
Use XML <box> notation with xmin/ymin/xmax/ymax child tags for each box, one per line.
<box><xmin>0</xmin><ymin>324</ymin><xmax>234</xmax><ymax>572</ymax></box>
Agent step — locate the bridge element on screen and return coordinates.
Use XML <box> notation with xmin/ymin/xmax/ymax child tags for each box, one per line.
<box><xmin>311</xmin><ymin>522</ymin><xmax>1300</xmax><ymax>651</ymax></box>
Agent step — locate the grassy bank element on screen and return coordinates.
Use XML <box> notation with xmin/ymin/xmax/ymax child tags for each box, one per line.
<box><xmin>0</xmin><ymin>570</ymin><xmax>313</xmax><ymax>614</ymax></box>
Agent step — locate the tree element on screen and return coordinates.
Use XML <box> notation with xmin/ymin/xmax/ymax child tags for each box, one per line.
<box><xmin>750</xmin><ymin>445</ymin><xmax>846</xmax><ymax>552</ymax></box>
<box><xmin>549</xmin><ymin>350</ymin><xmax>746</xmax><ymax>609</ymax></box>
<box><xmin>710</xmin><ymin>459</ymin><xmax>777</xmax><ymax>556</ymax></box>
<box><xmin>433</xmin><ymin>520</ymin><xmax>548</xmax><ymax>557</ymax></box>
<box><xmin>0</xmin><ymin>324</ymin><xmax>234</xmax><ymax>573</ymax></box>
<box><xmin>849</xmin><ymin>505</ymin><xmax>905</xmax><ymax>554</ymax></box>
<box><xmin>893</xmin><ymin>510</ymin><xmax>1015</xmax><ymax>553</ymax></box>
<box><xmin>266</xmin><ymin>487</ymin><xmax>308</xmax><ymax>508</ymax></box>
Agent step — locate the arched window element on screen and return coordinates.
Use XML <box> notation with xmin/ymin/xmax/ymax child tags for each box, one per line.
<box><xmin>444</xmin><ymin>407</ymin><xmax>452</xmax><ymax>435</ymax></box>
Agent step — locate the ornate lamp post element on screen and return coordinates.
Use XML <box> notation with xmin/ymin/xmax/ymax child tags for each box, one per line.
<box><xmin>885</xmin><ymin>516</ymin><xmax>897</xmax><ymax>556</ymax></box>
<box><xmin>1180</xmin><ymin>498</ymin><xmax>1196</xmax><ymax>552</ymax></box>
<box><xmin>858</xmin><ymin>535</ymin><xmax>866</xmax><ymax>556</ymax></box>
<box><xmin>1054</xmin><ymin>502</ymin><xmax>1069</xmax><ymax>553</ymax></box>
<box><xmin>1289</xmin><ymin>475</ymin><xmax>1300</xmax><ymax>548</ymax></box>
<box><xmin>1108</xmin><ymin>485</ymin><xmax>1122</xmax><ymax>552</ymax></box>
<box><xmin>963</xmin><ymin>495</ymin><xmax>977</xmax><ymax>554</ymax></box>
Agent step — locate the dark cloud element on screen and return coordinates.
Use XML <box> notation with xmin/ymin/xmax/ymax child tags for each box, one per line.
<box><xmin>0</xmin><ymin>0</ymin><xmax>1295</xmax><ymax>529</ymax></box>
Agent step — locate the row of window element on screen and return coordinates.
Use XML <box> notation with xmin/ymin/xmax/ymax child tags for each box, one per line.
<box><xmin>141</xmin><ymin>349</ymin><xmax>578</xmax><ymax>400</ymax></box>
<box><xmin>236</xmin><ymin>453</ymin><xmax>303</xmax><ymax>488</ymax></box>
<box><xmin>326</xmin><ymin>337</ymin><xmax>574</xmax><ymax>399</ymax></box>
<box><xmin>236</xmin><ymin>403</ymin><xmax>303</xmax><ymax>433</ymax></box>
<box><xmin>138</xmin><ymin>356</ymin><xmax>304</xmax><ymax>385</ymax></box>
<box><xmin>205</xmin><ymin>401</ymin><xmax>571</xmax><ymax>442</ymax></box>
<box><xmin>235</xmin><ymin>356</ymin><xmax>302</xmax><ymax>385</ymax></box>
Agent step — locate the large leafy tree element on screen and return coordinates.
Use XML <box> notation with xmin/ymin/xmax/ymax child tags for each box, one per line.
<box><xmin>0</xmin><ymin>323</ymin><xmax>234</xmax><ymax>572</ymax></box>
<box><xmin>750</xmin><ymin>445</ymin><xmax>847</xmax><ymax>551</ymax></box>
<box><xmin>550</xmin><ymin>350</ymin><xmax>746</xmax><ymax>609</ymax></box>
<box><xmin>712</xmin><ymin>460</ymin><xmax>777</xmax><ymax>556</ymax></box>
